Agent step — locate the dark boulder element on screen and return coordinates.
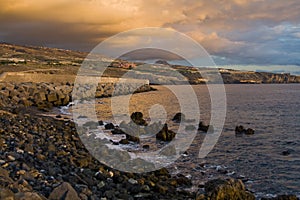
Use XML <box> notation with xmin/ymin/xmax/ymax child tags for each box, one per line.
<box><xmin>245</xmin><ymin>128</ymin><xmax>255</xmax><ymax>135</ymax></box>
<box><xmin>172</xmin><ymin>112</ymin><xmax>185</xmax><ymax>123</ymax></box>
<box><xmin>198</xmin><ymin>122</ymin><xmax>214</xmax><ymax>133</ymax></box>
<box><xmin>235</xmin><ymin>125</ymin><xmax>245</xmax><ymax>134</ymax></box>
<box><xmin>281</xmin><ymin>149</ymin><xmax>292</xmax><ymax>156</ymax></box>
<box><xmin>111</xmin><ymin>127</ymin><xmax>126</xmax><ymax>135</ymax></box>
<box><xmin>235</xmin><ymin>126</ymin><xmax>255</xmax><ymax>135</ymax></box>
<box><xmin>156</xmin><ymin>124</ymin><xmax>176</xmax><ymax>141</ymax></box>
<box><xmin>104</xmin><ymin>123</ymin><xmax>115</xmax><ymax>130</ymax></box>
<box><xmin>125</xmin><ymin>134</ymin><xmax>140</xmax><ymax>143</ymax></box>
<box><xmin>130</xmin><ymin>112</ymin><xmax>147</xmax><ymax>126</ymax></box>
<box><xmin>199</xmin><ymin>178</ymin><xmax>255</xmax><ymax>200</ymax></box>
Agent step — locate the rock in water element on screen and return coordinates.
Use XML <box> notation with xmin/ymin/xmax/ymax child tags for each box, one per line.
<box><xmin>172</xmin><ymin>112</ymin><xmax>185</xmax><ymax>123</ymax></box>
<box><xmin>111</xmin><ymin>127</ymin><xmax>125</xmax><ymax>135</ymax></box>
<box><xmin>198</xmin><ymin>122</ymin><xmax>214</xmax><ymax>133</ymax></box>
<box><xmin>281</xmin><ymin>150</ymin><xmax>292</xmax><ymax>156</ymax></box>
<box><xmin>48</xmin><ymin>182</ymin><xmax>80</xmax><ymax>200</ymax></box>
<box><xmin>156</xmin><ymin>124</ymin><xmax>176</xmax><ymax>141</ymax></box>
<box><xmin>235</xmin><ymin>125</ymin><xmax>255</xmax><ymax>135</ymax></box>
<box><xmin>235</xmin><ymin>125</ymin><xmax>245</xmax><ymax>134</ymax></box>
<box><xmin>130</xmin><ymin>112</ymin><xmax>147</xmax><ymax>126</ymax></box>
<box><xmin>125</xmin><ymin>133</ymin><xmax>140</xmax><ymax>143</ymax></box>
<box><xmin>200</xmin><ymin>178</ymin><xmax>255</xmax><ymax>200</ymax></box>
<box><xmin>245</xmin><ymin>128</ymin><xmax>255</xmax><ymax>135</ymax></box>
<box><xmin>104</xmin><ymin>123</ymin><xmax>115</xmax><ymax>130</ymax></box>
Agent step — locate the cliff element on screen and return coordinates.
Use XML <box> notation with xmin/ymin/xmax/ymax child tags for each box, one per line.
<box><xmin>220</xmin><ymin>69</ymin><xmax>300</xmax><ymax>84</ymax></box>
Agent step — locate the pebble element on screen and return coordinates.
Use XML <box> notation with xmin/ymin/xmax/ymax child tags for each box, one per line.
<box><xmin>17</xmin><ymin>170</ymin><xmax>26</xmax><ymax>175</ymax></box>
<box><xmin>7</xmin><ymin>155</ymin><xmax>15</xmax><ymax>161</ymax></box>
<box><xmin>97</xmin><ymin>181</ymin><xmax>105</xmax><ymax>189</ymax></box>
<box><xmin>128</xmin><ymin>178</ymin><xmax>138</xmax><ymax>185</ymax></box>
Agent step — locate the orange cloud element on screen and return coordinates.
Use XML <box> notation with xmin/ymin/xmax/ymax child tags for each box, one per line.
<box><xmin>0</xmin><ymin>0</ymin><xmax>300</xmax><ymax>65</ymax></box>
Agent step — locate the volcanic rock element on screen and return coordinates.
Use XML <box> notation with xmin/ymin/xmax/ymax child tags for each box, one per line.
<box><xmin>156</xmin><ymin>124</ymin><xmax>176</xmax><ymax>141</ymax></box>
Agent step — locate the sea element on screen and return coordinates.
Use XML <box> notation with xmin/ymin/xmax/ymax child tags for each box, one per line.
<box><xmin>62</xmin><ymin>84</ymin><xmax>300</xmax><ymax>198</ymax></box>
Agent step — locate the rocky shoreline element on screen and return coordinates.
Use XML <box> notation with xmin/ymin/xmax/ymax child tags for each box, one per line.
<box><xmin>0</xmin><ymin>82</ymin><xmax>299</xmax><ymax>200</ymax></box>
<box><xmin>0</xmin><ymin>108</ymin><xmax>264</xmax><ymax>200</ymax></box>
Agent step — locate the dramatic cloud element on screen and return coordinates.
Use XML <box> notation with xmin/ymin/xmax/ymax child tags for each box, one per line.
<box><xmin>0</xmin><ymin>0</ymin><xmax>300</xmax><ymax>66</ymax></box>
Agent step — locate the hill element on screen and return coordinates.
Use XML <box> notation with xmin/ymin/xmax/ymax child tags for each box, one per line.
<box><xmin>0</xmin><ymin>42</ymin><xmax>299</xmax><ymax>84</ymax></box>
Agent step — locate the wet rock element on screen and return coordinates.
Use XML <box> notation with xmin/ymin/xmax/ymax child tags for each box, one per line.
<box><xmin>172</xmin><ymin>112</ymin><xmax>185</xmax><ymax>123</ymax></box>
<box><xmin>104</xmin><ymin>123</ymin><xmax>115</xmax><ymax>130</ymax></box>
<box><xmin>203</xmin><ymin>178</ymin><xmax>255</xmax><ymax>200</ymax></box>
<box><xmin>125</xmin><ymin>133</ymin><xmax>140</xmax><ymax>143</ymax></box>
<box><xmin>130</xmin><ymin>112</ymin><xmax>147</xmax><ymax>126</ymax></box>
<box><xmin>235</xmin><ymin>125</ymin><xmax>245</xmax><ymax>134</ymax></box>
<box><xmin>281</xmin><ymin>149</ymin><xmax>292</xmax><ymax>156</ymax></box>
<box><xmin>198</xmin><ymin>122</ymin><xmax>214</xmax><ymax>133</ymax></box>
<box><xmin>156</xmin><ymin>124</ymin><xmax>176</xmax><ymax>141</ymax></box>
<box><xmin>111</xmin><ymin>127</ymin><xmax>125</xmax><ymax>135</ymax></box>
<box><xmin>111</xmin><ymin>140</ymin><xmax>119</xmax><ymax>145</ymax></box>
<box><xmin>235</xmin><ymin>125</ymin><xmax>255</xmax><ymax>135</ymax></box>
<box><xmin>245</xmin><ymin>128</ymin><xmax>255</xmax><ymax>135</ymax></box>
<box><xmin>48</xmin><ymin>182</ymin><xmax>80</xmax><ymax>200</ymax></box>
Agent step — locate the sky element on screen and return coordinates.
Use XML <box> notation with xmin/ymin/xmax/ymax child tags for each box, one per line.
<box><xmin>1</xmin><ymin>0</ymin><xmax>300</xmax><ymax>69</ymax></box>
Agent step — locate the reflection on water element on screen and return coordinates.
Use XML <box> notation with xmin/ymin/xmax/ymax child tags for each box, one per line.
<box><xmin>71</xmin><ymin>84</ymin><xmax>300</xmax><ymax>197</ymax></box>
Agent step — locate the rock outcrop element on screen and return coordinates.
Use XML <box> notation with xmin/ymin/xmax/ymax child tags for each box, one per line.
<box><xmin>196</xmin><ymin>178</ymin><xmax>255</xmax><ymax>200</ymax></box>
<box><xmin>156</xmin><ymin>123</ymin><xmax>176</xmax><ymax>141</ymax></box>
<box><xmin>235</xmin><ymin>125</ymin><xmax>255</xmax><ymax>135</ymax></box>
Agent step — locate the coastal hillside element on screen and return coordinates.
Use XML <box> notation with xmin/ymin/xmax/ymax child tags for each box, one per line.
<box><xmin>1</xmin><ymin>42</ymin><xmax>299</xmax><ymax>84</ymax></box>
